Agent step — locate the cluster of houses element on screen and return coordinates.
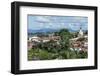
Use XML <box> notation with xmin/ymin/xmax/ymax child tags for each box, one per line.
<box><xmin>69</xmin><ymin>27</ymin><xmax>88</xmax><ymax>52</ymax></box>
<box><xmin>28</xmin><ymin>33</ymin><xmax>60</xmax><ymax>50</ymax></box>
<box><xmin>28</xmin><ymin>27</ymin><xmax>88</xmax><ymax>52</ymax></box>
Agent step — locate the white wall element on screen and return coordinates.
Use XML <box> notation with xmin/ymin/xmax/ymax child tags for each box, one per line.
<box><xmin>0</xmin><ymin>0</ymin><xmax>99</xmax><ymax>76</ymax></box>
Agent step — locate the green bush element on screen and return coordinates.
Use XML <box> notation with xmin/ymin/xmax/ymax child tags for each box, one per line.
<box><xmin>28</xmin><ymin>29</ymin><xmax>88</xmax><ymax>60</ymax></box>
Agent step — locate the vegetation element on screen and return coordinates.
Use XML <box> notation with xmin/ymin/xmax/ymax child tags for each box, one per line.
<box><xmin>28</xmin><ymin>29</ymin><xmax>88</xmax><ymax>60</ymax></box>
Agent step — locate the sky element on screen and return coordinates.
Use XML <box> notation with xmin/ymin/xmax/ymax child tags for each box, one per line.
<box><xmin>28</xmin><ymin>15</ymin><xmax>88</xmax><ymax>31</ymax></box>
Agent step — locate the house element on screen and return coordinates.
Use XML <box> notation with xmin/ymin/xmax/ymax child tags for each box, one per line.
<box><xmin>29</xmin><ymin>35</ymin><xmax>60</xmax><ymax>43</ymax></box>
<box><xmin>70</xmin><ymin>27</ymin><xmax>88</xmax><ymax>52</ymax></box>
<box><xmin>29</xmin><ymin>36</ymin><xmax>41</xmax><ymax>42</ymax></box>
<box><xmin>28</xmin><ymin>41</ymin><xmax>33</xmax><ymax>50</ymax></box>
<box><xmin>28</xmin><ymin>35</ymin><xmax>61</xmax><ymax>49</ymax></box>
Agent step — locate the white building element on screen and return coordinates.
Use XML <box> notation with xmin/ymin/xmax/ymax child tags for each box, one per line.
<box><xmin>70</xmin><ymin>27</ymin><xmax>84</xmax><ymax>41</ymax></box>
<box><xmin>29</xmin><ymin>36</ymin><xmax>40</xmax><ymax>42</ymax></box>
<box><xmin>78</xmin><ymin>27</ymin><xmax>84</xmax><ymax>38</ymax></box>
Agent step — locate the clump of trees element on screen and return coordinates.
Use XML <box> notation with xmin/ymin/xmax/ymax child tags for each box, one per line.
<box><xmin>28</xmin><ymin>29</ymin><xmax>88</xmax><ymax>60</ymax></box>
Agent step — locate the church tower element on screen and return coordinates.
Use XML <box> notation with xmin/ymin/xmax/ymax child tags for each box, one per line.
<box><xmin>78</xmin><ymin>27</ymin><xmax>83</xmax><ymax>37</ymax></box>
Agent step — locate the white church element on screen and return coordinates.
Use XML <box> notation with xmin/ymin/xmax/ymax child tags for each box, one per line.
<box><xmin>69</xmin><ymin>27</ymin><xmax>88</xmax><ymax>52</ymax></box>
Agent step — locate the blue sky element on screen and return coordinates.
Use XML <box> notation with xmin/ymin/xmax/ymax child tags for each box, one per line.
<box><xmin>28</xmin><ymin>15</ymin><xmax>88</xmax><ymax>31</ymax></box>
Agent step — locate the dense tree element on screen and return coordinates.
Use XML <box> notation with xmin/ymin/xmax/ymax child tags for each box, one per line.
<box><xmin>84</xmin><ymin>30</ymin><xmax>88</xmax><ymax>35</ymax></box>
<box><xmin>58</xmin><ymin>29</ymin><xmax>72</xmax><ymax>50</ymax></box>
<box><xmin>28</xmin><ymin>29</ymin><xmax>88</xmax><ymax>60</ymax></box>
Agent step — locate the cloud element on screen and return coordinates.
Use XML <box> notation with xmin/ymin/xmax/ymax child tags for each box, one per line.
<box><xmin>68</xmin><ymin>23</ymin><xmax>80</xmax><ymax>30</ymax></box>
<box><xmin>28</xmin><ymin>15</ymin><xmax>88</xmax><ymax>31</ymax></box>
<box><xmin>73</xmin><ymin>17</ymin><xmax>88</xmax><ymax>23</ymax></box>
<box><xmin>35</xmin><ymin>16</ymin><xmax>50</xmax><ymax>23</ymax></box>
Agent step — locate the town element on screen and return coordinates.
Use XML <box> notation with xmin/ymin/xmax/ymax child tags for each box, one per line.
<box><xmin>28</xmin><ymin>27</ymin><xmax>88</xmax><ymax>60</ymax></box>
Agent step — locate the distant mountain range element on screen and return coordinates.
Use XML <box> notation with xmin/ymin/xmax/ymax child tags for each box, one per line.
<box><xmin>28</xmin><ymin>29</ymin><xmax>59</xmax><ymax>33</ymax></box>
<box><xmin>28</xmin><ymin>28</ymin><xmax>87</xmax><ymax>34</ymax></box>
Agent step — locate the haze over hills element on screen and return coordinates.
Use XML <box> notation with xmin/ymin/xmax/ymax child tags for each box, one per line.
<box><xmin>28</xmin><ymin>28</ymin><xmax>59</xmax><ymax>33</ymax></box>
<box><xmin>28</xmin><ymin>28</ymin><xmax>87</xmax><ymax>34</ymax></box>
